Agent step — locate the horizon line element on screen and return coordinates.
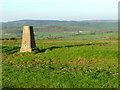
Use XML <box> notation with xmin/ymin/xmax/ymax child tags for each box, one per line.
<box><xmin>0</xmin><ymin>19</ymin><xmax>118</xmax><ymax>23</ymax></box>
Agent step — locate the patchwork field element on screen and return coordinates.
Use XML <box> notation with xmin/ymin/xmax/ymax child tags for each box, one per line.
<box><xmin>1</xmin><ymin>39</ymin><xmax>118</xmax><ymax>88</ymax></box>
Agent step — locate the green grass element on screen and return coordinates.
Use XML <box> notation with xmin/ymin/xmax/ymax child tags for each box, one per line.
<box><xmin>36</xmin><ymin>32</ymin><xmax>74</xmax><ymax>37</ymax></box>
<box><xmin>2</xmin><ymin>39</ymin><xmax>118</xmax><ymax>88</ymax></box>
<box><xmin>2</xmin><ymin>30</ymin><xmax>118</xmax><ymax>40</ymax></box>
<box><xmin>63</xmin><ymin>32</ymin><xmax>118</xmax><ymax>40</ymax></box>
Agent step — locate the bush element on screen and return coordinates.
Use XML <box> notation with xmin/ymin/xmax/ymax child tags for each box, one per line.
<box><xmin>9</xmin><ymin>37</ymin><xmax>17</xmax><ymax>40</ymax></box>
<box><xmin>2</xmin><ymin>37</ymin><xmax>18</xmax><ymax>40</ymax></box>
<box><xmin>3</xmin><ymin>38</ymin><xmax>9</xmax><ymax>40</ymax></box>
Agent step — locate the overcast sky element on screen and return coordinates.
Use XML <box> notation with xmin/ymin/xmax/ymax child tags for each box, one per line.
<box><xmin>0</xmin><ymin>0</ymin><xmax>119</xmax><ymax>22</ymax></box>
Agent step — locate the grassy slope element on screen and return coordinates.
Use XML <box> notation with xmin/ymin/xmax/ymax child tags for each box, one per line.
<box><xmin>2</xmin><ymin>39</ymin><xmax>118</xmax><ymax>88</ymax></box>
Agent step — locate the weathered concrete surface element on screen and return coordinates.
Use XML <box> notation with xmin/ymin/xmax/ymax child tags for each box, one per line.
<box><xmin>20</xmin><ymin>26</ymin><xmax>36</xmax><ymax>52</ymax></box>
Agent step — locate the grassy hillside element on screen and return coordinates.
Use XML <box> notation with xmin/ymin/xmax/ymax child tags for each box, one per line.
<box><xmin>2</xmin><ymin>39</ymin><xmax>118</xmax><ymax>88</ymax></box>
<box><xmin>1</xmin><ymin>20</ymin><xmax>118</xmax><ymax>88</ymax></box>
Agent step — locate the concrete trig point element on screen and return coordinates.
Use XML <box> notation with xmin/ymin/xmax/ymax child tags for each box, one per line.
<box><xmin>20</xmin><ymin>26</ymin><xmax>36</xmax><ymax>52</ymax></box>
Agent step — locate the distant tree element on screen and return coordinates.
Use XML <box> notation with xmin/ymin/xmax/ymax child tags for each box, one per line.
<box><xmin>9</xmin><ymin>37</ymin><xmax>17</xmax><ymax>40</ymax></box>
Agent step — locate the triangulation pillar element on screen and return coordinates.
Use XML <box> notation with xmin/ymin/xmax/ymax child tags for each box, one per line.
<box><xmin>20</xmin><ymin>26</ymin><xmax>36</xmax><ymax>52</ymax></box>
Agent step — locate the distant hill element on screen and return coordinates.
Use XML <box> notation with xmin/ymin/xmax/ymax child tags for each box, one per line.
<box><xmin>80</xmin><ymin>20</ymin><xmax>117</xmax><ymax>23</ymax></box>
<box><xmin>1</xmin><ymin>20</ymin><xmax>118</xmax><ymax>38</ymax></box>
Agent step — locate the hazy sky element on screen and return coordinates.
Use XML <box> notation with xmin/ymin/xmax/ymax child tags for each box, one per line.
<box><xmin>0</xmin><ymin>0</ymin><xmax>119</xmax><ymax>22</ymax></box>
